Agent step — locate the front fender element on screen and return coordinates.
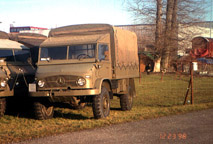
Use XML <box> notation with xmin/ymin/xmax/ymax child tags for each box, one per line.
<box><xmin>94</xmin><ymin>78</ymin><xmax>112</xmax><ymax>95</ymax></box>
<box><xmin>94</xmin><ymin>78</ymin><xmax>105</xmax><ymax>95</ymax></box>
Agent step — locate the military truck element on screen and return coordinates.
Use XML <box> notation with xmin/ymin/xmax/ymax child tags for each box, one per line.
<box><xmin>29</xmin><ymin>24</ymin><xmax>139</xmax><ymax>120</ymax></box>
<box><xmin>0</xmin><ymin>36</ymin><xmax>35</xmax><ymax>117</ymax></box>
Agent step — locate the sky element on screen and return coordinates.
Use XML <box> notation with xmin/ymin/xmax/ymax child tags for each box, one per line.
<box><xmin>0</xmin><ymin>0</ymin><xmax>132</xmax><ymax>32</ymax></box>
<box><xmin>0</xmin><ymin>0</ymin><xmax>212</xmax><ymax>33</ymax></box>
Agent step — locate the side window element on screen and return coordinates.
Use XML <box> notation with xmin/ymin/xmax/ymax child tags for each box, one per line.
<box><xmin>98</xmin><ymin>44</ymin><xmax>109</xmax><ymax>61</ymax></box>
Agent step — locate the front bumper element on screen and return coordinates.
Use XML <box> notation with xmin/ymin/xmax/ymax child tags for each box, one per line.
<box><xmin>0</xmin><ymin>90</ymin><xmax>13</xmax><ymax>97</ymax></box>
<box><xmin>29</xmin><ymin>89</ymin><xmax>100</xmax><ymax>97</ymax></box>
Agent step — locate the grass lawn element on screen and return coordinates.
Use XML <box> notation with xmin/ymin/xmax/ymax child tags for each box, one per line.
<box><xmin>0</xmin><ymin>73</ymin><xmax>213</xmax><ymax>143</ymax></box>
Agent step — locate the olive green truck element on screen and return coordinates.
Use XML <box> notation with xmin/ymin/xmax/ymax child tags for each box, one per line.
<box><xmin>29</xmin><ymin>24</ymin><xmax>139</xmax><ymax>120</ymax></box>
<box><xmin>0</xmin><ymin>38</ymin><xmax>35</xmax><ymax>118</ymax></box>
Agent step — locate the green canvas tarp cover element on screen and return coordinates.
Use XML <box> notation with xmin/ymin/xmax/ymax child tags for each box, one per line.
<box><xmin>42</xmin><ymin>24</ymin><xmax>138</xmax><ymax>67</ymax></box>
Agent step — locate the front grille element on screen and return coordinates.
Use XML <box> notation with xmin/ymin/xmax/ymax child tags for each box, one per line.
<box><xmin>42</xmin><ymin>75</ymin><xmax>79</xmax><ymax>88</ymax></box>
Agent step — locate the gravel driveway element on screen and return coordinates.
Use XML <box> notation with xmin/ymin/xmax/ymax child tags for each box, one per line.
<box><xmin>15</xmin><ymin>109</ymin><xmax>213</xmax><ymax>144</ymax></box>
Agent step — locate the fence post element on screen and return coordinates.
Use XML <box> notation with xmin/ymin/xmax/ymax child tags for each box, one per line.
<box><xmin>191</xmin><ymin>62</ymin><xmax>194</xmax><ymax>104</ymax></box>
<box><xmin>183</xmin><ymin>61</ymin><xmax>194</xmax><ymax>105</ymax></box>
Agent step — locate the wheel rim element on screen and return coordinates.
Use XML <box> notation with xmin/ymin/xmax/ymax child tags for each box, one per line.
<box><xmin>103</xmin><ymin>92</ymin><xmax>109</xmax><ymax>116</ymax></box>
<box><xmin>41</xmin><ymin>105</ymin><xmax>53</xmax><ymax>116</ymax></box>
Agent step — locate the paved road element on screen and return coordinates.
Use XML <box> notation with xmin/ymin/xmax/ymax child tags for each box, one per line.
<box><xmin>16</xmin><ymin>109</ymin><xmax>213</xmax><ymax>144</ymax></box>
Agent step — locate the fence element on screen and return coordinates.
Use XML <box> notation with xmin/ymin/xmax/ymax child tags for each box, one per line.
<box><xmin>137</xmin><ymin>67</ymin><xmax>213</xmax><ymax>107</ymax></box>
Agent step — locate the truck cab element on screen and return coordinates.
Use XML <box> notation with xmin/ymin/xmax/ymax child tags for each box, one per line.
<box><xmin>0</xmin><ymin>39</ymin><xmax>35</xmax><ymax>118</ymax></box>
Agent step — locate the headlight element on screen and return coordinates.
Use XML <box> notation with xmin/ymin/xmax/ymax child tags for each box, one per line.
<box><xmin>0</xmin><ymin>80</ymin><xmax>7</xmax><ymax>88</ymax></box>
<box><xmin>38</xmin><ymin>80</ymin><xmax>45</xmax><ymax>88</ymax></box>
<box><xmin>77</xmin><ymin>78</ymin><xmax>86</xmax><ymax>86</ymax></box>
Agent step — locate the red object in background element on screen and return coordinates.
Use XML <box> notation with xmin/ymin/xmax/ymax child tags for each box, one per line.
<box><xmin>190</xmin><ymin>47</ymin><xmax>209</xmax><ymax>58</ymax></box>
<box><xmin>191</xmin><ymin>37</ymin><xmax>213</xmax><ymax>58</ymax></box>
<box><xmin>208</xmin><ymin>41</ymin><xmax>213</xmax><ymax>57</ymax></box>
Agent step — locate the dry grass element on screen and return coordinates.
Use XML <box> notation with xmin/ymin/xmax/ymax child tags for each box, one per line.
<box><xmin>0</xmin><ymin>73</ymin><xmax>213</xmax><ymax>143</ymax></box>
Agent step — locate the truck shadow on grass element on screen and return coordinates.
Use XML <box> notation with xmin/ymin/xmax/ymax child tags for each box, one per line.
<box><xmin>53</xmin><ymin>111</ymin><xmax>89</xmax><ymax>120</ymax></box>
<box><xmin>5</xmin><ymin>99</ymin><xmax>90</xmax><ymax>120</ymax></box>
<box><xmin>53</xmin><ymin>103</ymin><xmax>90</xmax><ymax>120</ymax></box>
<box><xmin>5</xmin><ymin>100</ymin><xmax>123</xmax><ymax>120</ymax></box>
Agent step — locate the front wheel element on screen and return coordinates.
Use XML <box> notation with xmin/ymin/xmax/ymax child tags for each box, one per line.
<box><xmin>34</xmin><ymin>100</ymin><xmax>54</xmax><ymax>120</ymax></box>
<box><xmin>0</xmin><ymin>98</ymin><xmax>6</xmax><ymax>118</ymax></box>
<box><xmin>92</xmin><ymin>86</ymin><xmax>110</xmax><ymax>119</ymax></box>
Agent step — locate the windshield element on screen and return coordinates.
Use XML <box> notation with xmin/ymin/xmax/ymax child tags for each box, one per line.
<box><xmin>14</xmin><ymin>50</ymin><xmax>30</xmax><ymax>62</ymax></box>
<box><xmin>69</xmin><ymin>44</ymin><xmax>95</xmax><ymax>59</ymax></box>
<box><xmin>0</xmin><ymin>49</ymin><xmax>30</xmax><ymax>62</ymax></box>
<box><xmin>40</xmin><ymin>46</ymin><xmax>67</xmax><ymax>61</ymax></box>
<box><xmin>0</xmin><ymin>50</ymin><xmax>15</xmax><ymax>61</ymax></box>
<box><xmin>40</xmin><ymin>44</ymin><xmax>96</xmax><ymax>61</ymax></box>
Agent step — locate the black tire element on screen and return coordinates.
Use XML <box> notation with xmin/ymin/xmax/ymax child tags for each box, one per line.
<box><xmin>0</xmin><ymin>98</ymin><xmax>6</xmax><ymax>118</ymax></box>
<box><xmin>34</xmin><ymin>100</ymin><xmax>54</xmax><ymax>120</ymax></box>
<box><xmin>120</xmin><ymin>81</ymin><xmax>135</xmax><ymax>111</ymax></box>
<box><xmin>92</xmin><ymin>86</ymin><xmax>110</xmax><ymax>119</ymax></box>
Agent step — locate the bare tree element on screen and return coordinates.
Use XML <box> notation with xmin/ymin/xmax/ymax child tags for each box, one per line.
<box><xmin>125</xmin><ymin>0</ymin><xmax>207</xmax><ymax>71</ymax></box>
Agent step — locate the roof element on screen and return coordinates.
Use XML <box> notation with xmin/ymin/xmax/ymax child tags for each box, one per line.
<box><xmin>41</xmin><ymin>34</ymin><xmax>109</xmax><ymax>47</ymax></box>
<box><xmin>0</xmin><ymin>39</ymin><xmax>29</xmax><ymax>50</ymax></box>
<box><xmin>48</xmin><ymin>24</ymin><xmax>113</xmax><ymax>37</ymax></box>
<box><xmin>192</xmin><ymin>36</ymin><xmax>213</xmax><ymax>42</ymax></box>
<box><xmin>10</xmin><ymin>26</ymin><xmax>48</xmax><ymax>30</ymax></box>
<box><xmin>0</xmin><ymin>31</ymin><xmax>9</xmax><ymax>39</ymax></box>
<box><xmin>9</xmin><ymin>33</ymin><xmax>47</xmax><ymax>47</ymax></box>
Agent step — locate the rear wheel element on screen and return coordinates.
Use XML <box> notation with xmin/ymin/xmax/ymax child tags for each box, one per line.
<box><xmin>120</xmin><ymin>79</ymin><xmax>135</xmax><ymax>111</ymax></box>
<box><xmin>34</xmin><ymin>100</ymin><xmax>54</xmax><ymax>120</ymax></box>
<box><xmin>92</xmin><ymin>86</ymin><xmax>110</xmax><ymax>119</ymax></box>
<box><xmin>0</xmin><ymin>98</ymin><xmax>6</xmax><ymax>118</ymax></box>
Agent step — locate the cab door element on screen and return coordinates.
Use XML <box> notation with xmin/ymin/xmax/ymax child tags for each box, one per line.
<box><xmin>96</xmin><ymin>44</ymin><xmax>112</xmax><ymax>79</ymax></box>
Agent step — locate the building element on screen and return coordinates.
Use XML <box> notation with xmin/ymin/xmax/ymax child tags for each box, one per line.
<box><xmin>10</xmin><ymin>26</ymin><xmax>49</xmax><ymax>36</ymax></box>
<box><xmin>10</xmin><ymin>26</ymin><xmax>48</xmax><ymax>33</ymax></box>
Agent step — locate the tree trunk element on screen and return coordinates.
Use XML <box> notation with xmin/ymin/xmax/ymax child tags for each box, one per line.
<box><xmin>154</xmin><ymin>57</ymin><xmax>161</xmax><ymax>72</ymax></box>
<box><xmin>161</xmin><ymin>0</ymin><xmax>174</xmax><ymax>71</ymax></box>
<box><xmin>170</xmin><ymin>0</ymin><xmax>178</xmax><ymax>61</ymax></box>
<box><xmin>155</xmin><ymin>0</ymin><xmax>163</xmax><ymax>50</ymax></box>
<box><xmin>155</xmin><ymin>0</ymin><xmax>163</xmax><ymax>71</ymax></box>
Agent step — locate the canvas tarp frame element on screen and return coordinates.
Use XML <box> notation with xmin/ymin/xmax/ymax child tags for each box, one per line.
<box><xmin>0</xmin><ymin>39</ymin><xmax>28</xmax><ymax>50</ymax></box>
